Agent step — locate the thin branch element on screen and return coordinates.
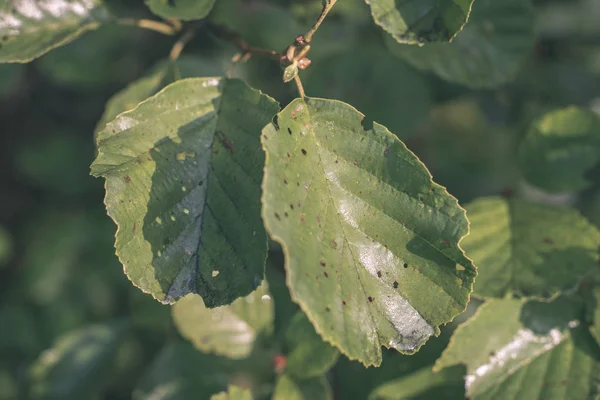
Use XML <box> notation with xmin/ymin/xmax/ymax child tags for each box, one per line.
<box><xmin>169</xmin><ymin>28</ymin><xmax>195</xmax><ymax>61</ymax></box>
<box><xmin>207</xmin><ymin>23</ymin><xmax>281</xmax><ymax>60</ymax></box>
<box><xmin>303</xmin><ymin>0</ymin><xmax>338</xmax><ymax>43</ymax></box>
<box><xmin>294</xmin><ymin>74</ymin><xmax>306</xmax><ymax>98</ymax></box>
<box><xmin>117</xmin><ymin>18</ymin><xmax>178</xmax><ymax>36</ymax></box>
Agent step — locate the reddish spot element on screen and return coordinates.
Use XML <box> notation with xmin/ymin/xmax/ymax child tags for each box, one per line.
<box><xmin>300</xmin><ymin>215</ymin><xmax>305</xmax><ymax>223</ymax></box>
<box><xmin>440</xmin><ymin>239</ymin><xmax>450</xmax><ymax>246</ymax></box>
<box><xmin>124</xmin><ymin>176</ymin><xmax>131</xmax><ymax>184</ymax></box>
<box><xmin>273</xmin><ymin>354</ymin><xmax>287</xmax><ymax>374</ymax></box>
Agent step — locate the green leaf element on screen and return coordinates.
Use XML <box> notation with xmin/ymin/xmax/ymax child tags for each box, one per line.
<box><xmin>368</xmin><ymin>365</ymin><xmax>466</xmax><ymax>400</ymax></box>
<box><xmin>0</xmin><ymin>225</ymin><xmax>12</xmax><ymax>268</ymax></box>
<box><xmin>435</xmin><ymin>296</ymin><xmax>600</xmax><ymax>399</ymax></box>
<box><xmin>283</xmin><ymin>62</ymin><xmax>298</xmax><ymax>83</ymax></box>
<box><xmin>211</xmin><ymin>386</ymin><xmax>253</xmax><ymax>400</ymax></box>
<box><xmin>588</xmin><ymin>287</ymin><xmax>600</xmax><ymax>346</ymax></box>
<box><xmin>145</xmin><ymin>0</ymin><xmax>215</xmax><ymax>21</ymax></box>
<box><xmin>133</xmin><ymin>341</ymin><xmax>273</xmax><ymax>400</ymax></box>
<box><xmin>261</xmin><ymin>98</ymin><xmax>476</xmax><ymax>366</ymax></box>
<box><xmin>28</xmin><ymin>322</ymin><xmax>126</xmax><ymax>399</ymax></box>
<box><xmin>272</xmin><ymin>374</ymin><xmax>332</xmax><ymax>400</ymax></box>
<box><xmin>519</xmin><ymin>106</ymin><xmax>600</xmax><ymax>193</ymax></box>
<box><xmin>95</xmin><ymin>56</ymin><xmax>228</xmax><ymax>133</ymax></box>
<box><xmin>0</xmin><ymin>0</ymin><xmax>110</xmax><ymax>63</ymax></box>
<box><xmin>366</xmin><ymin>0</ymin><xmax>473</xmax><ymax>44</ymax></box>
<box><xmin>462</xmin><ymin>197</ymin><xmax>600</xmax><ymax>299</ymax></box>
<box><xmin>284</xmin><ymin>312</ymin><xmax>339</xmax><ymax>379</ymax></box>
<box><xmin>386</xmin><ymin>0</ymin><xmax>534</xmax><ymax>88</ymax></box>
<box><xmin>172</xmin><ymin>281</ymin><xmax>274</xmax><ymax>359</ymax></box>
<box><xmin>91</xmin><ymin>78</ymin><xmax>279</xmax><ymax>306</ymax></box>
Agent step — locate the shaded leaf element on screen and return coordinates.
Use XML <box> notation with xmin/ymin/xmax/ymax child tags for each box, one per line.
<box><xmin>588</xmin><ymin>287</ymin><xmax>600</xmax><ymax>346</ymax></box>
<box><xmin>95</xmin><ymin>55</ymin><xmax>228</xmax><ymax>133</ymax></box>
<box><xmin>28</xmin><ymin>322</ymin><xmax>126</xmax><ymax>400</ymax></box>
<box><xmin>0</xmin><ymin>0</ymin><xmax>110</xmax><ymax>63</ymax></box>
<box><xmin>519</xmin><ymin>106</ymin><xmax>600</xmax><ymax>193</ymax></box>
<box><xmin>284</xmin><ymin>312</ymin><xmax>339</xmax><ymax>379</ymax></box>
<box><xmin>462</xmin><ymin>197</ymin><xmax>600</xmax><ymax>299</ymax></box>
<box><xmin>211</xmin><ymin>386</ymin><xmax>253</xmax><ymax>400</ymax></box>
<box><xmin>435</xmin><ymin>296</ymin><xmax>600</xmax><ymax>399</ymax></box>
<box><xmin>366</xmin><ymin>0</ymin><xmax>473</xmax><ymax>44</ymax></box>
<box><xmin>133</xmin><ymin>341</ymin><xmax>273</xmax><ymax>400</ymax></box>
<box><xmin>387</xmin><ymin>0</ymin><xmax>534</xmax><ymax>88</ymax></box>
<box><xmin>0</xmin><ymin>63</ymin><xmax>24</xmax><ymax>98</ymax></box>
<box><xmin>272</xmin><ymin>374</ymin><xmax>332</xmax><ymax>400</ymax></box>
<box><xmin>0</xmin><ymin>225</ymin><xmax>12</xmax><ymax>268</ymax></box>
<box><xmin>91</xmin><ymin>78</ymin><xmax>279</xmax><ymax>305</ymax></box>
<box><xmin>172</xmin><ymin>281</ymin><xmax>273</xmax><ymax>359</ymax></box>
<box><xmin>261</xmin><ymin>98</ymin><xmax>475</xmax><ymax>366</ymax></box>
<box><xmin>368</xmin><ymin>365</ymin><xmax>466</xmax><ymax>400</ymax></box>
<box><xmin>145</xmin><ymin>0</ymin><xmax>215</xmax><ymax>21</ymax></box>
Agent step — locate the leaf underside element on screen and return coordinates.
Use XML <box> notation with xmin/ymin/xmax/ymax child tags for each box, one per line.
<box><xmin>145</xmin><ymin>0</ymin><xmax>216</xmax><ymax>20</ymax></box>
<box><xmin>92</xmin><ymin>78</ymin><xmax>279</xmax><ymax>306</ymax></box>
<box><xmin>261</xmin><ymin>97</ymin><xmax>475</xmax><ymax>366</ymax></box>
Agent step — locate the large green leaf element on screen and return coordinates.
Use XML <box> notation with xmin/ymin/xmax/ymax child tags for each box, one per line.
<box><xmin>95</xmin><ymin>56</ymin><xmax>229</xmax><ymax>133</ymax></box>
<box><xmin>145</xmin><ymin>0</ymin><xmax>215</xmax><ymax>20</ymax></box>
<box><xmin>272</xmin><ymin>374</ymin><xmax>332</xmax><ymax>400</ymax></box>
<box><xmin>462</xmin><ymin>197</ymin><xmax>600</xmax><ymax>299</ymax></box>
<box><xmin>0</xmin><ymin>0</ymin><xmax>110</xmax><ymax>63</ymax></box>
<box><xmin>261</xmin><ymin>98</ymin><xmax>476</xmax><ymax>366</ymax></box>
<box><xmin>366</xmin><ymin>0</ymin><xmax>473</xmax><ymax>44</ymax></box>
<box><xmin>133</xmin><ymin>341</ymin><xmax>273</xmax><ymax>400</ymax></box>
<box><xmin>28</xmin><ymin>322</ymin><xmax>126</xmax><ymax>399</ymax></box>
<box><xmin>387</xmin><ymin>0</ymin><xmax>534</xmax><ymax>88</ymax></box>
<box><xmin>211</xmin><ymin>386</ymin><xmax>253</xmax><ymax>400</ymax></box>
<box><xmin>91</xmin><ymin>78</ymin><xmax>279</xmax><ymax>306</ymax></box>
<box><xmin>172</xmin><ymin>281</ymin><xmax>273</xmax><ymax>359</ymax></box>
<box><xmin>435</xmin><ymin>296</ymin><xmax>600</xmax><ymax>399</ymax></box>
<box><xmin>519</xmin><ymin>107</ymin><xmax>600</xmax><ymax>193</ymax></box>
<box><xmin>284</xmin><ymin>312</ymin><xmax>339</xmax><ymax>379</ymax></box>
<box><xmin>368</xmin><ymin>365</ymin><xmax>466</xmax><ymax>400</ymax></box>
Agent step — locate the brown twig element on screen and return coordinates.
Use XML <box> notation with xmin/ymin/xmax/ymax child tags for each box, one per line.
<box><xmin>169</xmin><ymin>28</ymin><xmax>196</xmax><ymax>61</ymax></box>
<box><xmin>117</xmin><ymin>18</ymin><xmax>178</xmax><ymax>36</ymax></box>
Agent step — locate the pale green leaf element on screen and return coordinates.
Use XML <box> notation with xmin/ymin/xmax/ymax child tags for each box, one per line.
<box><xmin>261</xmin><ymin>98</ymin><xmax>476</xmax><ymax>366</ymax></box>
<box><xmin>28</xmin><ymin>322</ymin><xmax>126</xmax><ymax>399</ymax></box>
<box><xmin>91</xmin><ymin>78</ymin><xmax>279</xmax><ymax>305</ymax></box>
<box><xmin>435</xmin><ymin>296</ymin><xmax>600</xmax><ymax>399</ymax></box>
<box><xmin>95</xmin><ymin>55</ymin><xmax>228</xmax><ymax>133</ymax></box>
<box><xmin>272</xmin><ymin>374</ymin><xmax>332</xmax><ymax>400</ymax></box>
<box><xmin>462</xmin><ymin>197</ymin><xmax>600</xmax><ymax>299</ymax></box>
<box><xmin>519</xmin><ymin>106</ymin><xmax>600</xmax><ymax>193</ymax></box>
<box><xmin>172</xmin><ymin>281</ymin><xmax>273</xmax><ymax>359</ymax></box>
<box><xmin>283</xmin><ymin>62</ymin><xmax>298</xmax><ymax>83</ymax></box>
<box><xmin>387</xmin><ymin>0</ymin><xmax>534</xmax><ymax>88</ymax></box>
<box><xmin>211</xmin><ymin>386</ymin><xmax>253</xmax><ymax>400</ymax></box>
<box><xmin>366</xmin><ymin>0</ymin><xmax>473</xmax><ymax>44</ymax></box>
<box><xmin>284</xmin><ymin>312</ymin><xmax>339</xmax><ymax>379</ymax></box>
<box><xmin>368</xmin><ymin>365</ymin><xmax>466</xmax><ymax>400</ymax></box>
<box><xmin>0</xmin><ymin>0</ymin><xmax>110</xmax><ymax>63</ymax></box>
<box><xmin>145</xmin><ymin>0</ymin><xmax>215</xmax><ymax>20</ymax></box>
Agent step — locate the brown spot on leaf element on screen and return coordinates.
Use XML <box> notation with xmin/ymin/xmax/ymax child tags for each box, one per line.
<box><xmin>274</xmin><ymin>213</ymin><xmax>281</xmax><ymax>221</ymax></box>
<box><xmin>323</xmin><ymin>271</ymin><xmax>329</xmax><ymax>278</ymax></box>
<box><xmin>301</xmin><ymin>149</ymin><xmax>307</xmax><ymax>155</ymax></box>
<box><xmin>320</xmin><ymin>260</ymin><xmax>326</xmax><ymax>267</ymax></box>
<box><xmin>287</xmin><ymin>128</ymin><xmax>292</xmax><ymax>135</ymax></box>
<box><xmin>368</xmin><ymin>296</ymin><xmax>374</xmax><ymax>303</ymax></box>
<box><xmin>132</xmin><ymin>222</ymin><xmax>137</xmax><ymax>233</ymax></box>
<box><xmin>124</xmin><ymin>176</ymin><xmax>131</xmax><ymax>184</ymax></box>
<box><xmin>283</xmin><ymin>179</ymin><xmax>288</xmax><ymax>184</ymax></box>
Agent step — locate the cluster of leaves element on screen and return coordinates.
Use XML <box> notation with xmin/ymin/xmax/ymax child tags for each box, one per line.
<box><xmin>1</xmin><ymin>0</ymin><xmax>600</xmax><ymax>399</ymax></box>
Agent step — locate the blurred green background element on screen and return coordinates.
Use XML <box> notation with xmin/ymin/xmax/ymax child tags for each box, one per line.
<box><xmin>1</xmin><ymin>0</ymin><xmax>600</xmax><ymax>398</ymax></box>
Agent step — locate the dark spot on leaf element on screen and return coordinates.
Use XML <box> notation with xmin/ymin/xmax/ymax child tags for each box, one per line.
<box><xmin>283</xmin><ymin>179</ymin><xmax>288</xmax><ymax>184</ymax></box>
<box><xmin>393</xmin><ymin>281</ymin><xmax>398</xmax><ymax>288</ymax></box>
<box><xmin>272</xmin><ymin>115</ymin><xmax>279</xmax><ymax>129</ymax></box>
<box><xmin>320</xmin><ymin>260</ymin><xmax>326</xmax><ymax>267</ymax></box>
<box><xmin>377</xmin><ymin>271</ymin><xmax>382</xmax><ymax>278</ymax></box>
<box><xmin>323</xmin><ymin>271</ymin><xmax>328</xmax><ymax>278</ymax></box>
<box><xmin>290</xmin><ymin>203</ymin><xmax>294</xmax><ymax>210</ymax></box>
<box><xmin>342</xmin><ymin>300</ymin><xmax>347</xmax><ymax>306</ymax></box>
<box><xmin>335</xmin><ymin>160</ymin><xmax>339</xmax><ymax>164</ymax></box>
<box><xmin>368</xmin><ymin>296</ymin><xmax>374</xmax><ymax>303</ymax></box>
<box><xmin>287</xmin><ymin>127</ymin><xmax>292</xmax><ymax>135</ymax></box>
<box><xmin>124</xmin><ymin>176</ymin><xmax>131</xmax><ymax>184</ymax></box>
<box><xmin>403</xmin><ymin>263</ymin><xmax>408</xmax><ymax>268</ymax></box>
<box><xmin>542</xmin><ymin>237</ymin><xmax>554</xmax><ymax>245</ymax></box>
<box><xmin>419</xmin><ymin>196</ymin><xmax>423</xmax><ymax>202</ymax></box>
<box><xmin>284</xmin><ymin>212</ymin><xmax>289</xmax><ymax>217</ymax></box>
<box><xmin>300</xmin><ymin>215</ymin><xmax>305</xmax><ymax>223</ymax></box>
<box><xmin>287</xmin><ymin>152</ymin><xmax>291</xmax><ymax>158</ymax></box>
<box><xmin>297</xmin><ymin>202</ymin><xmax>301</xmax><ymax>207</ymax></box>
<box><xmin>354</xmin><ymin>161</ymin><xmax>359</xmax><ymax>167</ymax></box>
<box><xmin>384</xmin><ymin>147</ymin><xmax>390</xmax><ymax>157</ymax></box>
<box><xmin>301</xmin><ymin>149</ymin><xmax>307</xmax><ymax>155</ymax></box>
<box><xmin>132</xmin><ymin>222</ymin><xmax>136</xmax><ymax>233</ymax></box>
<box><xmin>325</xmin><ymin>307</ymin><xmax>330</xmax><ymax>312</ymax></box>
<box><xmin>274</xmin><ymin>213</ymin><xmax>281</xmax><ymax>221</ymax></box>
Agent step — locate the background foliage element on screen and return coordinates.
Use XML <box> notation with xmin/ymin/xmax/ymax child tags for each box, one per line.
<box><xmin>1</xmin><ymin>0</ymin><xmax>600</xmax><ymax>399</ymax></box>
